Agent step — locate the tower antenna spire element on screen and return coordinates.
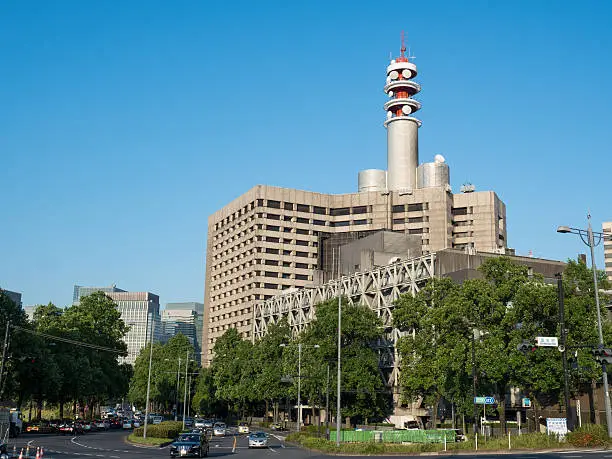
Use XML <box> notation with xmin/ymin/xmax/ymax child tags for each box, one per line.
<box><xmin>400</xmin><ymin>31</ymin><xmax>406</xmax><ymax>58</ymax></box>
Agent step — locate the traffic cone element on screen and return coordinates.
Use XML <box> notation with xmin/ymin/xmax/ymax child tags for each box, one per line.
<box><xmin>35</xmin><ymin>447</ymin><xmax>40</xmax><ymax>459</ymax></box>
<box><xmin>25</xmin><ymin>446</ymin><xmax>29</xmax><ymax>459</ymax></box>
<box><xmin>12</xmin><ymin>445</ymin><xmax>16</xmax><ymax>459</ymax></box>
<box><xmin>39</xmin><ymin>448</ymin><xmax>44</xmax><ymax>459</ymax></box>
<box><xmin>18</xmin><ymin>448</ymin><xmax>23</xmax><ymax>459</ymax></box>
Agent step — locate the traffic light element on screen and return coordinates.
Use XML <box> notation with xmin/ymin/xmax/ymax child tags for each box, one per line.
<box><xmin>592</xmin><ymin>348</ymin><xmax>612</xmax><ymax>365</ymax></box>
<box><xmin>517</xmin><ymin>340</ymin><xmax>537</xmax><ymax>354</ymax></box>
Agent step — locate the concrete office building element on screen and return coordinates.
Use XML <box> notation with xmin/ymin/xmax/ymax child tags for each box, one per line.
<box><xmin>162</xmin><ymin>302</ymin><xmax>204</xmax><ymax>364</ymax></box>
<box><xmin>202</xmin><ymin>38</ymin><xmax>508</xmax><ymax>365</ymax></box>
<box><xmin>604</xmin><ymin>222</ymin><xmax>612</xmax><ymax>282</ymax></box>
<box><xmin>73</xmin><ymin>285</ymin><xmax>161</xmax><ymax>365</ymax></box>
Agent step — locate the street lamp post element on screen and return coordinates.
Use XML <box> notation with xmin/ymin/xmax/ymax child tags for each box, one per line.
<box><xmin>280</xmin><ymin>342</ymin><xmax>319</xmax><ymax>432</ymax></box>
<box><xmin>143</xmin><ymin>313</ymin><xmax>155</xmax><ymax>439</ymax></box>
<box><xmin>558</xmin><ymin>214</ymin><xmax>612</xmax><ymax>437</ymax></box>
<box><xmin>183</xmin><ymin>350</ymin><xmax>189</xmax><ymax>431</ymax></box>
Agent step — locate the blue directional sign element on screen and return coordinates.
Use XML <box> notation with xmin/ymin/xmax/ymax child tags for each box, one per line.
<box><xmin>484</xmin><ymin>396</ymin><xmax>495</xmax><ymax>404</ymax></box>
<box><xmin>474</xmin><ymin>396</ymin><xmax>496</xmax><ymax>405</ymax></box>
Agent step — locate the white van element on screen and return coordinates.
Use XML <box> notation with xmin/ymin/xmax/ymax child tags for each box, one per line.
<box><xmin>152</xmin><ymin>416</ymin><xmax>163</xmax><ymax>425</ymax></box>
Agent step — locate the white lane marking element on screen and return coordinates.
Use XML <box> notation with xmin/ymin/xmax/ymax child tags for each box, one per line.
<box><xmin>267</xmin><ymin>446</ymin><xmax>279</xmax><ymax>454</ymax></box>
<box><xmin>110</xmin><ymin>456</ymin><xmax>120</xmax><ymax>458</ymax></box>
<box><xmin>27</xmin><ymin>440</ymin><xmax>35</xmax><ymax>446</ymax></box>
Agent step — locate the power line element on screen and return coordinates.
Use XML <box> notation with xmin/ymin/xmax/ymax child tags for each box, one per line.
<box><xmin>11</xmin><ymin>324</ymin><xmax>124</xmax><ymax>354</ymax></box>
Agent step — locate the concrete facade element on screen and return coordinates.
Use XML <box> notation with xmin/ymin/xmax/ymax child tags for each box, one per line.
<box><xmin>604</xmin><ymin>222</ymin><xmax>612</xmax><ymax>282</ymax></box>
<box><xmin>202</xmin><ymin>185</ymin><xmax>507</xmax><ymax>365</ymax></box>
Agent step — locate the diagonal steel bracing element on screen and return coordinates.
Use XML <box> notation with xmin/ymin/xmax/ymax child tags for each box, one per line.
<box><xmin>252</xmin><ymin>253</ymin><xmax>436</xmax><ymax>389</ymax></box>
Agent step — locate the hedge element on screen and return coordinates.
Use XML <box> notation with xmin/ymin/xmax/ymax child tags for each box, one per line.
<box><xmin>133</xmin><ymin>421</ymin><xmax>183</xmax><ymax>439</ymax></box>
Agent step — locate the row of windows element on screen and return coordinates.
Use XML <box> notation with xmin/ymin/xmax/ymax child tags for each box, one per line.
<box><xmin>210</xmin><ymin>308</ymin><xmax>251</xmax><ymax>321</ymax></box>
<box><xmin>392</xmin><ymin>216</ymin><xmax>428</xmax><ymax>224</ymax></box>
<box><xmin>210</xmin><ymin>320</ymin><xmax>251</xmax><ymax>334</ymax></box>
<box><xmin>452</xmin><ymin>206</ymin><xmax>474</xmax><ymax>216</ymax></box>
<box><xmin>212</xmin><ymin>200</ymin><xmax>373</xmax><ymax>234</ymax></box>
<box><xmin>392</xmin><ymin>203</ymin><xmax>428</xmax><ymax>213</ymax></box>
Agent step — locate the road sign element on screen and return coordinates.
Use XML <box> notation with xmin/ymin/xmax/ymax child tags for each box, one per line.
<box><xmin>536</xmin><ymin>336</ymin><xmax>559</xmax><ymax>347</ymax></box>
<box><xmin>474</xmin><ymin>396</ymin><xmax>495</xmax><ymax>405</ymax></box>
<box><xmin>522</xmin><ymin>398</ymin><xmax>531</xmax><ymax>408</ymax></box>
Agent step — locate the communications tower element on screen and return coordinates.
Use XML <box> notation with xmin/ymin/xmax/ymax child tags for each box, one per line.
<box><xmin>384</xmin><ymin>32</ymin><xmax>422</xmax><ymax>192</ymax></box>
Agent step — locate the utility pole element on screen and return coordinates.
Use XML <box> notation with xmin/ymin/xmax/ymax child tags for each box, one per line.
<box><xmin>0</xmin><ymin>321</ymin><xmax>10</xmax><ymax>399</ymax></box>
<box><xmin>557</xmin><ymin>274</ymin><xmax>573</xmax><ymax>430</ymax></box>
<box><xmin>336</xmin><ymin>251</ymin><xmax>342</xmax><ymax>446</ymax></box>
<box><xmin>325</xmin><ymin>363</ymin><xmax>330</xmax><ymax>440</ymax></box>
<box><xmin>174</xmin><ymin>357</ymin><xmax>181</xmax><ymax>421</ymax></box>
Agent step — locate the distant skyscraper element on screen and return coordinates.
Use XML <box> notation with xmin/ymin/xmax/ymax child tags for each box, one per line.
<box><xmin>73</xmin><ymin>284</ymin><xmax>125</xmax><ymax>304</ymax></box>
<box><xmin>603</xmin><ymin>222</ymin><xmax>612</xmax><ymax>282</ymax></box>
<box><xmin>72</xmin><ymin>285</ymin><xmax>161</xmax><ymax>365</ymax></box>
<box><xmin>23</xmin><ymin>306</ymin><xmax>37</xmax><ymax>321</ymax></box>
<box><xmin>2</xmin><ymin>289</ymin><xmax>22</xmax><ymax>308</ymax></box>
<box><xmin>162</xmin><ymin>302</ymin><xmax>204</xmax><ymax>364</ymax></box>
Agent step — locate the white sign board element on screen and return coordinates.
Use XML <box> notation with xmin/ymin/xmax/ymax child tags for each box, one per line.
<box><xmin>546</xmin><ymin>418</ymin><xmax>568</xmax><ymax>438</ymax></box>
<box><xmin>536</xmin><ymin>336</ymin><xmax>559</xmax><ymax>347</ymax></box>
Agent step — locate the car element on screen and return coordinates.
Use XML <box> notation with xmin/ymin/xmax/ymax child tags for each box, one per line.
<box><xmin>270</xmin><ymin>423</ymin><xmax>285</xmax><ymax>431</ymax></box>
<box><xmin>169</xmin><ymin>432</ymin><xmax>209</xmax><ymax>458</ymax></box>
<box><xmin>194</xmin><ymin>419</ymin><xmax>207</xmax><ymax>429</ymax></box>
<box><xmin>122</xmin><ymin>419</ymin><xmax>133</xmax><ymax>430</ymax></box>
<box><xmin>237</xmin><ymin>422</ymin><xmax>249</xmax><ymax>434</ymax></box>
<box><xmin>152</xmin><ymin>416</ymin><xmax>163</xmax><ymax>425</ymax></box>
<box><xmin>82</xmin><ymin>421</ymin><xmax>93</xmax><ymax>432</ymax></box>
<box><xmin>132</xmin><ymin>419</ymin><xmax>141</xmax><ymax>428</ymax></box>
<box><xmin>212</xmin><ymin>423</ymin><xmax>226</xmax><ymax>437</ymax></box>
<box><xmin>1</xmin><ymin>441</ymin><xmax>9</xmax><ymax>459</ymax></box>
<box><xmin>184</xmin><ymin>417</ymin><xmax>195</xmax><ymax>428</ymax></box>
<box><xmin>95</xmin><ymin>420</ymin><xmax>110</xmax><ymax>431</ymax></box>
<box><xmin>248</xmin><ymin>432</ymin><xmax>269</xmax><ymax>448</ymax></box>
<box><xmin>203</xmin><ymin>419</ymin><xmax>214</xmax><ymax>429</ymax></box>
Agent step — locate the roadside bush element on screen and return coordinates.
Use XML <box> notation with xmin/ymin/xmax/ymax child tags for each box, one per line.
<box><xmin>133</xmin><ymin>421</ymin><xmax>183</xmax><ymax>439</ymax></box>
<box><xmin>567</xmin><ymin>424</ymin><xmax>609</xmax><ymax>447</ymax></box>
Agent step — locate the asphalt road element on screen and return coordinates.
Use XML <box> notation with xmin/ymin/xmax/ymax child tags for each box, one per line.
<box><xmin>7</xmin><ymin>430</ymin><xmax>612</xmax><ymax>459</ymax></box>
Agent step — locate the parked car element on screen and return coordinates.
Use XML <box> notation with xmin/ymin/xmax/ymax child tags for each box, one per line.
<box><xmin>122</xmin><ymin>419</ymin><xmax>133</xmax><ymax>430</ymax></box>
<box><xmin>213</xmin><ymin>423</ymin><xmax>226</xmax><ymax>437</ymax></box>
<box><xmin>169</xmin><ymin>432</ymin><xmax>209</xmax><ymax>458</ymax></box>
<box><xmin>270</xmin><ymin>423</ymin><xmax>285</xmax><ymax>431</ymax></box>
<box><xmin>248</xmin><ymin>432</ymin><xmax>268</xmax><ymax>448</ymax></box>
<box><xmin>237</xmin><ymin>422</ymin><xmax>249</xmax><ymax>434</ymax></box>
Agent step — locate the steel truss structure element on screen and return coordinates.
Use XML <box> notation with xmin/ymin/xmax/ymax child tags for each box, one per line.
<box><xmin>252</xmin><ymin>253</ymin><xmax>436</xmax><ymax>388</ymax></box>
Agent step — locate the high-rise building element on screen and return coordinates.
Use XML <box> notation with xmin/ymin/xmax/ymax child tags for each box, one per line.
<box><xmin>2</xmin><ymin>289</ymin><xmax>22</xmax><ymax>308</ymax></box>
<box><xmin>72</xmin><ymin>285</ymin><xmax>161</xmax><ymax>365</ymax></box>
<box><xmin>603</xmin><ymin>222</ymin><xmax>612</xmax><ymax>282</ymax></box>
<box><xmin>202</xmin><ymin>38</ymin><xmax>508</xmax><ymax>365</ymax></box>
<box><xmin>73</xmin><ymin>284</ymin><xmax>125</xmax><ymax>305</ymax></box>
<box><xmin>162</xmin><ymin>302</ymin><xmax>204</xmax><ymax>364</ymax></box>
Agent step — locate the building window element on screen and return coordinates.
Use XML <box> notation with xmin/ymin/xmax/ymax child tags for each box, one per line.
<box><xmin>296</xmin><ymin>228</ymin><xmax>309</xmax><ymax>235</ymax></box>
<box><xmin>297</xmin><ymin>204</ymin><xmax>310</xmax><ymax>212</ymax></box>
<box><xmin>295</xmin><ymin>263</ymin><xmax>308</xmax><ymax>269</ymax></box>
<box><xmin>295</xmin><ymin>274</ymin><xmax>309</xmax><ymax>281</ymax></box>
<box><xmin>407</xmin><ymin>203</ymin><xmax>424</xmax><ymax>212</ymax></box>
<box><xmin>393</xmin><ymin>218</ymin><xmax>405</xmax><ymax>224</ymax></box>
<box><xmin>296</xmin><ymin>251</ymin><xmax>308</xmax><ymax>258</ymax></box>
<box><xmin>352</xmin><ymin>206</ymin><xmax>367</xmax><ymax>214</ymax></box>
<box><xmin>257</xmin><ymin>199</ymin><xmax>264</xmax><ymax>207</ymax></box>
<box><xmin>408</xmin><ymin>216</ymin><xmax>424</xmax><ymax>223</ymax></box>
<box><xmin>392</xmin><ymin>204</ymin><xmax>405</xmax><ymax>213</ymax></box>
<box><xmin>283</xmin><ymin>227</ymin><xmax>293</xmax><ymax>233</ymax></box>
<box><xmin>353</xmin><ymin>219</ymin><xmax>368</xmax><ymax>225</ymax></box>
<box><xmin>267</xmin><ymin>214</ymin><xmax>281</xmax><ymax>220</ymax></box>
<box><xmin>266</xmin><ymin>225</ymin><xmax>280</xmax><ymax>232</ymax></box>
<box><xmin>267</xmin><ymin>200</ymin><xmax>281</xmax><ymax>209</ymax></box>
<box><xmin>264</xmin><ymin>271</ymin><xmax>277</xmax><ymax>278</ymax></box>
<box><xmin>264</xmin><ymin>259</ymin><xmax>278</xmax><ymax>266</ymax></box>
<box><xmin>452</xmin><ymin>207</ymin><xmax>468</xmax><ymax>216</ymax></box>
<box><xmin>296</xmin><ymin>217</ymin><xmax>309</xmax><ymax>224</ymax></box>
<box><xmin>408</xmin><ymin>228</ymin><xmax>423</xmax><ymax>235</ymax></box>
<box><xmin>264</xmin><ymin>283</ymin><xmax>278</xmax><ymax>289</ymax></box>
<box><xmin>313</xmin><ymin>219</ymin><xmax>326</xmax><ymax>226</ymax></box>
<box><xmin>330</xmin><ymin>207</ymin><xmax>350</xmax><ymax>216</ymax></box>
<box><xmin>330</xmin><ymin>221</ymin><xmax>350</xmax><ymax>227</ymax></box>
<box><xmin>296</xmin><ymin>240</ymin><xmax>309</xmax><ymax>246</ymax></box>
<box><xmin>266</xmin><ymin>236</ymin><xmax>280</xmax><ymax>243</ymax></box>
<box><xmin>313</xmin><ymin>206</ymin><xmax>327</xmax><ymax>215</ymax></box>
<box><xmin>284</xmin><ymin>202</ymin><xmax>294</xmax><ymax>210</ymax></box>
<box><xmin>265</xmin><ymin>248</ymin><xmax>279</xmax><ymax>254</ymax></box>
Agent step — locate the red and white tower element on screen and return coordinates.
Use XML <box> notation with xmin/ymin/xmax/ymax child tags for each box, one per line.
<box><xmin>384</xmin><ymin>32</ymin><xmax>422</xmax><ymax>192</ymax></box>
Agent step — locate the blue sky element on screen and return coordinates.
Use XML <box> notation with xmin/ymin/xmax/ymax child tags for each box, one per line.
<box><xmin>2</xmin><ymin>0</ymin><xmax>611</xmax><ymax>307</ymax></box>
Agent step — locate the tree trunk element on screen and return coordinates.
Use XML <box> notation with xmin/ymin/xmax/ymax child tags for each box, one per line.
<box><xmin>533</xmin><ymin>398</ymin><xmax>539</xmax><ymax>433</ymax></box>
<box><xmin>59</xmin><ymin>400</ymin><xmax>64</xmax><ymax>420</ymax></box>
<box><xmin>498</xmin><ymin>390</ymin><xmax>507</xmax><ymax>434</ymax></box>
<box><xmin>265</xmin><ymin>400</ymin><xmax>269</xmax><ymax>423</ymax></box>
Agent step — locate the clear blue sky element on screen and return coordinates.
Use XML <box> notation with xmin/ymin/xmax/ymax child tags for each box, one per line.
<box><xmin>2</xmin><ymin>0</ymin><xmax>612</xmax><ymax>307</ymax></box>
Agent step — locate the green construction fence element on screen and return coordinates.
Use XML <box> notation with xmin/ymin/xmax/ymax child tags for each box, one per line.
<box><xmin>329</xmin><ymin>429</ymin><xmax>456</xmax><ymax>443</ymax></box>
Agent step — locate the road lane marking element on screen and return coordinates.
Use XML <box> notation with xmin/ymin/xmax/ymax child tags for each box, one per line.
<box><xmin>267</xmin><ymin>446</ymin><xmax>279</xmax><ymax>454</ymax></box>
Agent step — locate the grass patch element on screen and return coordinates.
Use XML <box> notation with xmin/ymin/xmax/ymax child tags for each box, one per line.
<box><xmin>127</xmin><ymin>433</ymin><xmax>170</xmax><ymax>446</ymax></box>
<box><xmin>287</xmin><ymin>431</ymin><xmax>571</xmax><ymax>454</ymax></box>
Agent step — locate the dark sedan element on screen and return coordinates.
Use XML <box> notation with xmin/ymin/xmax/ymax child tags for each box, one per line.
<box><xmin>169</xmin><ymin>433</ymin><xmax>209</xmax><ymax>458</ymax></box>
